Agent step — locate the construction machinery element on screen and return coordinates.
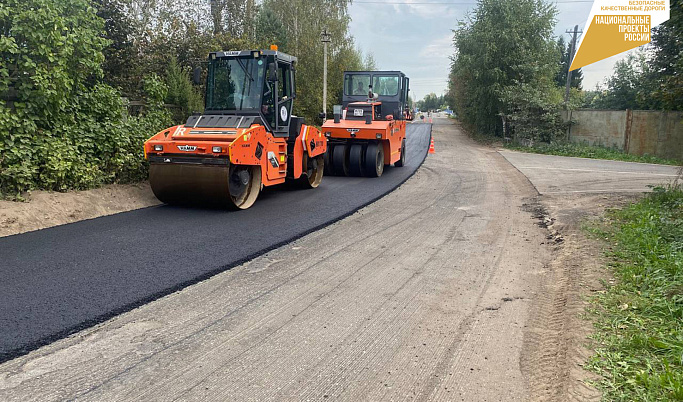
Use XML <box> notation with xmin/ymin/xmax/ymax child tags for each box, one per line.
<box><xmin>144</xmin><ymin>48</ymin><xmax>326</xmax><ymax>209</ymax></box>
<box><xmin>321</xmin><ymin>71</ymin><xmax>410</xmax><ymax>177</ymax></box>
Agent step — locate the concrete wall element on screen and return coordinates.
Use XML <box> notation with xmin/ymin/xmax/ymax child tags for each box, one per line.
<box><xmin>566</xmin><ymin>109</ymin><xmax>683</xmax><ymax>161</ymax></box>
<box><xmin>628</xmin><ymin>111</ymin><xmax>683</xmax><ymax>161</ymax></box>
<box><xmin>566</xmin><ymin>109</ymin><xmax>627</xmax><ymax>149</ymax></box>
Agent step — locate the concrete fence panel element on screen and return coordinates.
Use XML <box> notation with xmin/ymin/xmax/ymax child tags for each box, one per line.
<box><xmin>567</xmin><ymin>109</ymin><xmax>627</xmax><ymax>150</ymax></box>
<box><xmin>628</xmin><ymin>111</ymin><xmax>683</xmax><ymax>161</ymax></box>
<box><xmin>565</xmin><ymin>109</ymin><xmax>683</xmax><ymax>161</ymax></box>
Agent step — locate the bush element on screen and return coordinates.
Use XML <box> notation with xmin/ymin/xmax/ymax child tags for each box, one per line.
<box><xmin>0</xmin><ymin>0</ymin><xmax>172</xmax><ymax>198</ymax></box>
<box><xmin>500</xmin><ymin>79</ymin><xmax>567</xmax><ymax>143</ymax></box>
<box><xmin>165</xmin><ymin>59</ymin><xmax>204</xmax><ymax>124</ymax></box>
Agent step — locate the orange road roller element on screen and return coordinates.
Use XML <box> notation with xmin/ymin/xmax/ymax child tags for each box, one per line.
<box><xmin>144</xmin><ymin>48</ymin><xmax>326</xmax><ymax>209</ymax></box>
<box><xmin>321</xmin><ymin>71</ymin><xmax>410</xmax><ymax>177</ymax></box>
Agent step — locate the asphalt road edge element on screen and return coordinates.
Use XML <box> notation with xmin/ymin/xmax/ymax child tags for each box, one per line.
<box><xmin>1</xmin><ymin>124</ymin><xmax>432</xmax><ymax>364</ymax></box>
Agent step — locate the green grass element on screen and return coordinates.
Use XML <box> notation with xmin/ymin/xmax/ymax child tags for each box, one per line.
<box><xmin>506</xmin><ymin>142</ymin><xmax>681</xmax><ymax>166</ymax></box>
<box><xmin>586</xmin><ymin>185</ymin><xmax>683</xmax><ymax>401</ymax></box>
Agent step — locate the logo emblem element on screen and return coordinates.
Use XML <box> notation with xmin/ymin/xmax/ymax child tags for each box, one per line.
<box><xmin>177</xmin><ymin>145</ymin><xmax>197</xmax><ymax>152</ymax></box>
<box><xmin>347</xmin><ymin>128</ymin><xmax>360</xmax><ymax>134</ymax></box>
<box><xmin>267</xmin><ymin>151</ymin><xmax>279</xmax><ymax>168</ymax></box>
<box><xmin>280</xmin><ymin>106</ymin><xmax>288</xmax><ymax>121</ymax></box>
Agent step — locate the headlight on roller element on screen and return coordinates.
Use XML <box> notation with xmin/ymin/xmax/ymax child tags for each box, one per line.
<box><xmin>212</xmin><ymin>146</ymin><xmax>222</xmax><ymax>153</ymax></box>
<box><xmin>153</xmin><ymin>145</ymin><xmax>163</xmax><ymax>151</ymax></box>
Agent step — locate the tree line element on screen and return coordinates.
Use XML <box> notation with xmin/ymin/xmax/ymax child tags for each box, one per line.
<box><xmin>443</xmin><ymin>0</ymin><xmax>681</xmax><ymax>142</ymax></box>
<box><xmin>415</xmin><ymin>93</ymin><xmax>448</xmax><ymax>112</ymax></box>
<box><xmin>0</xmin><ymin>0</ymin><xmax>372</xmax><ymax>197</ymax></box>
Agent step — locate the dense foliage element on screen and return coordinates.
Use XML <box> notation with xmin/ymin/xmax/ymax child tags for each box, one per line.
<box><xmin>0</xmin><ymin>0</ymin><xmax>369</xmax><ymax>197</ymax></box>
<box><xmin>0</xmin><ymin>0</ymin><xmax>172</xmax><ymax>197</ymax></box>
<box><xmin>446</xmin><ymin>0</ymin><xmax>562</xmax><ymax>141</ymax></box>
<box><xmin>416</xmin><ymin>93</ymin><xmax>447</xmax><ymax>112</ymax></box>
<box><xmin>445</xmin><ymin>0</ymin><xmax>681</xmax><ymax>143</ymax></box>
<box><xmin>95</xmin><ymin>0</ymin><xmax>369</xmax><ymax>120</ymax></box>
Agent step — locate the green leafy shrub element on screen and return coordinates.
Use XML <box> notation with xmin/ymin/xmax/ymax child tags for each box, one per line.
<box><xmin>165</xmin><ymin>59</ymin><xmax>204</xmax><ymax>123</ymax></box>
<box><xmin>0</xmin><ymin>0</ymin><xmax>171</xmax><ymax>198</ymax></box>
<box><xmin>500</xmin><ymin>78</ymin><xmax>567</xmax><ymax>143</ymax></box>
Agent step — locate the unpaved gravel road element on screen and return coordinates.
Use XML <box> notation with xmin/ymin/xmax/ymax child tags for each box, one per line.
<box><xmin>0</xmin><ymin>118</ymin><xmax>554</xmax><ymax>401</ymax></box>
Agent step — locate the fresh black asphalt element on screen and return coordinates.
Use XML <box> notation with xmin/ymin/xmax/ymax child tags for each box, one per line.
<box><xmin>0</xmin><ymin>123</ymin><xmax>431</xmax><ymax>363</ymax></box>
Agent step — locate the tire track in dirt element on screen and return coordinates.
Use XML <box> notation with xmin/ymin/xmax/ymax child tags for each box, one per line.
<box><xmin>0</xmin><ymin>119</ymin><xmax>555</xmax><ymax>401</ymax></box>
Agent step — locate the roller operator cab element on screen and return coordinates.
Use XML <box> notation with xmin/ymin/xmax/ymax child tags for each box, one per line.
<box><xmin>321</xmin><ymin>71</ymin><xmax>410</xmax><ymax>178</ymax></box>
<box><xmin>144</xmin><ymin>49</ymin><xmax>327</xmax><ymax>209</ymax></box>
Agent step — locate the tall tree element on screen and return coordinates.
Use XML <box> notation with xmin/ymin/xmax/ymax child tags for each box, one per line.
<box><xmin>95</xmin><ymin>0</ymin><xmax>140</xmax><ymax>95</ymax></box>
<box><xmin>363</xmin><ymin>52</ymin><xmax>377</xmax><ymax>70</ymax></box>
<box><xmin>593</xmin><ymin>52</ymin><xmax>648</xmax><ymax>110</ymax></box>
<box><xmin>254</xmin><ymin>3</ymin><xmax>288</xmax><ymax>49</ymax></box>
<box><xmin>642</xmin><ymin>0</ymin><xmax>682</xmax><ymax>110</ymax></box>
<box><xmin>555</xmin><ymin>36</ymin><xmax>583</xmax><ymax>90</ymax></box>
<box><xmin>449</xmin><ymin>0</ymin><xmax>558</xmax><ymax>136</ymax></box>
<box><xmin>264</xmin><ymin>0</ymin><xmax>364</xmax><ymax>120</ymax></box>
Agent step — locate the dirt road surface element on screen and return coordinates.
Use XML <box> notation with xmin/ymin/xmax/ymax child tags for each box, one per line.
<box><xmin>499</xmin><ymin>147</ymin><xmax>680</xmax><ymax>402</ymax></box>
<box><xmin>500</xmin><ymin>150</ymin><xmax>680</xmax><ymax>194</ymax></box>
<box><xmin>0</xmin><ymin>118</ymin><xmax>558</xmax><ymax>401</ymax></box>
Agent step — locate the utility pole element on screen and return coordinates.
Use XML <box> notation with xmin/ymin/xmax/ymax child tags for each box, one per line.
<box><xmin>564</xmin><ymin>25</ymin><xmax>583</xmax><ymax>105</ymax></box>
<box><xmin>321</xmin><ymin>29</ymin><xmax>331</xmax><ymax>120</ymax></box>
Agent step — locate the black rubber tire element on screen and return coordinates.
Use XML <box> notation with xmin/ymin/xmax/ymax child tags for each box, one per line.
<box><xmin>364</xmin><ymin>142</ymin><xmax>384</xmax><ymax>178</ymax></box>
<box><xmin>301</xmin><ymin>154</ymin><xmax>324</xmax><ymax>188</ymax></box>
<box><xmin>332</xmin><ymin>144</ymin><xmax>349</xmax><ymax>176</ymax></box>
<box><xmin>395</xmin><ymin>139</ymin><xmax>406</xmax><ymax>167</ymax></box>
<box><xmin>324</xmin><ymin>145</ymin><xmax>334</xmax><ymax>176</ymax></box>
<box><xmin>348</xmin><ymin>144</ymin><xmax>364</xmax><ymax>177</ymax></box>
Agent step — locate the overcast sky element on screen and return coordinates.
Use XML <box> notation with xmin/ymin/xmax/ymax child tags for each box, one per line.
<box><xmin>348</xmin><ymin>0</ymin><xmax>631</xmax><ymax>102</ymax></box>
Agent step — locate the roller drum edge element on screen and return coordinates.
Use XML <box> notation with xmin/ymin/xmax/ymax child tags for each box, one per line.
<box><xmin>149</xmin><ymin>163</ymin><xmax>233</xmax><ymax>207</ymax></box>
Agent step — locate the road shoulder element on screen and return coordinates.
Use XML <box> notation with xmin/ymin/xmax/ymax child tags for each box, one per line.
<box><xmin>0</xmin><ymin>183</ymin><xmax>159</xmax><ymax>238</ymax></box>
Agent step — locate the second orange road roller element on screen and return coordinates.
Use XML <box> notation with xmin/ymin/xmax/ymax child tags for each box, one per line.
<box><xmin>144</xmin><ymin>48</ymin><xmax>326</xmax><ymax>209</ymax></box>
<box><xmin>321</xmin><ymin>70</ymin><xmax>410</xmax><ymax>177</ymax></box>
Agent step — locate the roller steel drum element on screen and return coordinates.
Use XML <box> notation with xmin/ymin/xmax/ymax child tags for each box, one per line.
<box><xmin>149</xmin><ymin>163</ymin><xmax>261</xmax><ymax>209</ymax></box>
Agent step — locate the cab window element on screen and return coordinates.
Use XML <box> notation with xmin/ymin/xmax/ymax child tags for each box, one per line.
<box><xmin>278</xmin><ymin>64</ymin><xmax>292</xmax><ymax>100</ymax></box>
<box><xmin>373</xmin><ymin>75</ymin><xmax>399</xmax><ymax>96</ymax></box>
<box><xmin>344</xmin><ymin>74</ymin><xmax>371</xmax><ymax>96</ymax></box>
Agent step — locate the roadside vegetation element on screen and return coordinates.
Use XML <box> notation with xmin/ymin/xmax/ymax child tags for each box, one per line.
<box><xmin>504</xmin><ymin>143</ymin><xmax>682</xmax><ymax>166</ymax></box>
<box><xmin>0</xmin><ymin>0</ymin><xmax>370</xmax><ymax>198</ymax></box>
<box><xmin>440</xmin><ymin>0</ymin><xmax>681</xmax><ymax>151</ymax></box>
<box><xmin>586</xmin><ymin>181</ymin><xmax>683</xmax><ymax>401</ymax></box>
<box><xmin>438</xmin><ymin>1</ymin><xmax>683</xmax><ymax>399</ymax></box>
